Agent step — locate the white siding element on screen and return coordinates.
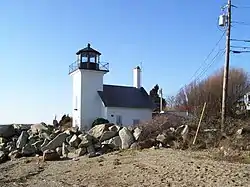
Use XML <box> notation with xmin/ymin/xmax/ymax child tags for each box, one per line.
<box><xmin>70</xmin><ymin>69</ymin><xmax>106</xmax><ymax>130</ymax></box>
<box><xmin>70</xmin><ymin>69</ymin><xmax>81</xmax><ymax>129</ymax></box>
<box><xmin>106</xmin><ymin>107</ymin><xmax>152</xmax><ymax>126</ymax></box>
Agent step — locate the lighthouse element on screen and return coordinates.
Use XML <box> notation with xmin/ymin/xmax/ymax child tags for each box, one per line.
<box><xmin>68</xmin><ymin>43</ymin><xmax>109</xmax><ymax>130</ymax></box>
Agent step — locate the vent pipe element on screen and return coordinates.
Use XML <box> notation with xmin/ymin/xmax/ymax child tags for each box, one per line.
<box><xmin>133</xmin><ymin>66</ymin><xmax>141</xmax><ymax>88</ymax></box>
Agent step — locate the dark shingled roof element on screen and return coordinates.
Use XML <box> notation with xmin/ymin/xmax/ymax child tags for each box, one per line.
<box><xmin>98</xmin><ymin>85</ymin><xmax>154</xmax><ymax>109</ymax></box>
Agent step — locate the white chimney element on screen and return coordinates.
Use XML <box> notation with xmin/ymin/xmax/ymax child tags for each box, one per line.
<box><xmin>133</xmin><ymin>66</ymin><xmax>141</xmax><ymax>88</ymax></box>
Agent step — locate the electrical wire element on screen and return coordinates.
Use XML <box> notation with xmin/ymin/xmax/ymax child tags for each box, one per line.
<box><xmin>186</xmin><ymin>31</ymin><xmax>226</xmax><ymax>84</ymax></box>
<box><xmin>231</xmin><ymin>39</ymin><xmax>250</xmax><ymax>42</ymax></box>
<box><xmin>231</xmin><ymin>46</ymin><xmax>250</xmax><ymax>49</ymax></box>
<box><xmin>195</xmin><ymin>49</ymin><xmax>225</xmax><ymax>82</ymax></box>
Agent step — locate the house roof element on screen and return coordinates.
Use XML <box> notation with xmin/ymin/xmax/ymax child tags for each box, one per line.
<box><xmin>97</xmin><ymin>84</ymin><xmax>154</xmax><ymax>109</ymax></box>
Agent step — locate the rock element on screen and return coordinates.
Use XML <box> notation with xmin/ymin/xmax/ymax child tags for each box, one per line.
<box><xmin>0</xmin><ymin>151</ymin><xmax>8</xmax><ymax>164</ymax></box>
<box><xmin>41</xmin><ymin>132</ymin><xmax>68</xmax><ymax>152</ymax></box>
<box><xmin>56</xmin><ymin>147</ymin><xmax>62</xmax><ymax>156</ymax></box>
<box><xmin>87</xmin><ymin>145</ymin><xmax>95</xmax><ymax>154</ymax></box>
<box><xmin>102</xmin><ymin>136</ymin><xmax>122</xmax><ymax>149</ymax></box>
<box><xmin>88</xmin><ymin>152</ymin><xmax>101</xmax><ymax>158</ymax></box>
<box><xmin>6</xmin><ymin>141</ymin><xmax>16</xmax><ymax>152</ymax></box>
<box><xmin>88</xmin><ymin>124</ymin><xmax>112</xmax><ymax>139</ymax></box>
<box><xmin>69</xmin><ymin>135</ymin><xmax>81</xmax><ymax>148</ymax></box>
<box><xmin>75</xmin><ymin>147</ymin><xmax>87</xmax><ymax>157</ymax></box>
<box><xmin>8</xmin><ymin>150</ymin><xmax>22</xmax><ymax>160</ymax></box>
<box><xmin>0</xmin><ymin>137</ymin><xmax>6</xmax><ymax>144</ymax></box>
<box><xmin>40</xmin><ymin>132</ymin><xmax>51</xmax><ymax>141</ymax></box>
<box><xmin>0</xmin><ymin>125</ymin><xmax>16</xmax><ymax>138</ymax></box>
<box><xmin>119</xmin><ymin>127</ymin><xmax>135</xmax><ymax>149</ymax></box>
<box><xmin>30</xmin><ymin>123</ymin><xmax>48</xmax><ymax>134</ymax></box>
<box><xmin>109</xmin><ymin>125</ymin><xmax>121</xmax><ymax>133</ymax></box>
<box><xmin>53</xmin><ymin>119</ymin><xmax>59</xmax><ymax>128</ymax></box>
<box><xmin>130</xmin><ymin>142</ymin><xmax>140</xmax><ymax>149</ymax></box>
<box><xmin>137</xmin><ymin>139</ymin><xmax>156</xmax><ymax>149</ymax></box>
<box><xmin>62</xmin><ymin>142</ymin><xmax>69</xmax><ymax>158</ymax></box>
<box><xmin>22</xmin><ymin>144</ymin><xmax>36</xmax><ymax>156</ymax></box>
<box><xmin>99</xmin><ymin>131</ymin><xmax>117</xmax><ymax>142</ymax></box>
<box><xmin>41</xmin><ymin>139</ymin><xmax>49</xmax><ymax>148</ymax></box>
<box><xmin>78</xmin><ymin>134</ymin><xmax>94</xmax><ymax>148</ymax></box>
<box><xmin>133</xmin><ymin>127</ymin><xmax>142</xmax><ymax>141</ymax></box>
<box><xmin>43</xmin><ymin>150</ymin><xmax>60</xmax><ymax>161</ymax></box>
<box><xmin>16</xmin><ymin>131</ymin><xmax>29</xmax><ymax>149</ymax></box>
<box><xmin>32</xmin><ymin>140</ymin><xmax>44</xmax><ymax>152</ymax></box>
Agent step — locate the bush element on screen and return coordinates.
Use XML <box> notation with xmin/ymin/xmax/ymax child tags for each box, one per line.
<box><xmin>92</xmin><ymin>118</ymin><xmax>109</xmax><ymax>128</ymax></box>
<box><xmin>175</xmin><ymin>67</ymin><xmax>250</xmax><ymax>118</ymax></box>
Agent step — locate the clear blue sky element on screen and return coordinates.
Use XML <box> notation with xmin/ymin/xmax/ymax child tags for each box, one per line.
<box><xmin>1</xmin><ymin>0</ymin><xmax>249</xmax><ymax>124</ymax></box>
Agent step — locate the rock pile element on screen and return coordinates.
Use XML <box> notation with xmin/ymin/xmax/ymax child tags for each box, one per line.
<box><xmin>0</xmin><ymin>114</ymin><xmax>249</xmax><ymax>164</ymax></box>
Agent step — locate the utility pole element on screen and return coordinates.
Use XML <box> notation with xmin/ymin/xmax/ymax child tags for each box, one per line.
<box><xmin>159</xmin><ymin>88</ymin><xmax>163</xmax><ymax>113</ymax></box>
<box><xmin>221</xmin><ymin>0</ymin><xmax>232</xmax><ymax>133</ymax></box>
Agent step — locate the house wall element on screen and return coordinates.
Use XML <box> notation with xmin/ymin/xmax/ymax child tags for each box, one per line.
<box><xmin>70</xmin><ymin>69</ymin><xmax>106</xmax><ymax>130</ymax></box>
<box><xmin>105</xmin><ymin>107</ymin><xmax>152</xmax><ymax>126</ymax></box>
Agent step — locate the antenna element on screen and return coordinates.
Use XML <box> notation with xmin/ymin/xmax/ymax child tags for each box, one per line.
<box><xmin>140</xmin><ymin>62</ymin><xmax>143</xmax><ymax>71</ymax></box>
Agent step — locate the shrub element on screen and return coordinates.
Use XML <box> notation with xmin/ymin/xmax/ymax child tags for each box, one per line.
<box><xmin>92</xmin><ymin>118</ymin><xmax>109</xmax><ymax>128</ymax></box>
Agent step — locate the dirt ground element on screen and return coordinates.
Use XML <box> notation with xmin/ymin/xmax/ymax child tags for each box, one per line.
<box><xmin>0</xmin><ymin>149</ymin><xmax>249</xmax><ymax>187</ymax></box>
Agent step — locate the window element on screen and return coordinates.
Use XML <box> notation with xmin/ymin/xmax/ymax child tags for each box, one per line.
<box><xmin>116</xmin><ymin>115</ymin><xmax>122</xmax><ymax>125</ymax></box>
<box><xmin>133</xmin><ymin>119</ymin><xmax>140</xmax><ymax>125</ymax></box>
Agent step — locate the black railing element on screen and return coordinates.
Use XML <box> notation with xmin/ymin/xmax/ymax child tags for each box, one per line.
<box><xmin>69</xmin><ymin>60</ymin><xmax>109</xmax><ymax>74</ymax></box>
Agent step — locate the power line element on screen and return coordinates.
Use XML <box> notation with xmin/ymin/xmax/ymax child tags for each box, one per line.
<box><xmin>232</xmin><ymin>21</ymin><xmax>250</xmax><ymax>26</ymax></box>
<box><xmin>231</xmin><ymin>45</ymin><xmax>250</xmax><ymax>49</ymax></box>
<box><xmin>231</xmin><ymin>39</ymin><xmax>250</xmax><ymax>42</ymax></box>
<box><xmin>186</xmin><ymin>31</ymin><xmax>226</xmax><ymax>83</ymax></box>
<box><xmin>231</xmin><ymin>50</ymin><xmax>250</xmax><ymax>53</ymax></box>
<box><xmin>233</xmin><ymin>5</ymin><xmax>250</xmax><ymax>9</ymax></box>
<box><xmin>195</xmin><ymin>49</ymin><xmax>225</xmax><ymax>82</ymax></box>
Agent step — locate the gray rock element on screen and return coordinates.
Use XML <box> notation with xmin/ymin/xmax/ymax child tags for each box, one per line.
<box><xmin>8</xmin><ymin>150</ymin><xmax>22</xmax><ymax>160</ymax></box>
<box><xmin>32</xmin><ymin>140</ymin><xmax>44</xmax><ymax>151</ymax></box>
<box><xmin>99</xmin><ymin>131</ymin><xmax>117</xmax><ymax>142</ymax></box>
<box><xmin>87</xmin><ymin>145</ymin><xmax>95</xmax><ymax>154</ymax></box>
<box><xmin>0</xmin><ymin>137</ymin><xmax>6</xmax><ymax>144</ymax></box>
<box><xmin>133</xmin><ymin>127</ymin><xmax>142</xmax><ymax>141</ymax></box>
<box><xmin>119</xmin><ymin>127</ymin><xmax>135</xmax><ymax>149</ymax></box>
<box><xmin>30</xmin><ymin>123</ymin><xmax>48</xmax><ymax>134</ymax></box>
<box><xmin>40</xmin><ymin>132</ymin><xmax>51</xmax><ymax>141</ymax></box>
<box><xmin>0</xmin><ymin>125</ymin><xmax>16</xmax><ymax>138</ymax></box>
<box><xmin>102</xmin><ymin>136</ymin><xmax>122</xmax><ymax>149</ymax></box>
<box><xmin>41</xmin><ymin>132</ymin><xmax>68</xmax><ymax>152</ymax></box>
<box><xmin>156</xmin><ymin>134</ymin><xmax>167</xmax><ymax>143</ymax></box>
<box><xmin>78</xmin><ymin>134</ymin><xmax>93</xmax><ymax>148</ymax></box>
<box><xmin>130</xmin><ymin>142</ymin><xmax>140</xmax><ymax>149</ymax></box>
<box><xmin>109</xmin><ymin>125</ymin><xmax>121</xmax><ymax>133</ymax></box>
<box><xmin>75</xmin><ymin>147</ymin><xmax>87</xmax><ymax>157</ymax></box>
<box><xmin>88</xmin><ymin>124</ymin><xmax>112</xmax><ymax>139</ymax></box>
<box><xmin>43</xmin><ymin>150</ymin><xmax>60</xmax><ymax>161</ymax></box>
<box><xmin>69</xmin><ymin>134</ymin><xmax>81</xmax><ymax>148</ymax></box>
<box><xmin>0</xmin><ymin>151</ymin><xmax>8</xmax><ymax>164</ymax></box>
<box><xmin>16</xmin><ymin>131</ymin><xmax>29</xmax><ymax>149</ymax></box>
<box><xmin>56</xmin><ymin>147</ymin><xmax>62</xmax><ymax>156</ymax></box>
<box><xmin>6</xmin><ymin>141</ymin><xmax>16</xmax><ymax>152</ymax></box>
<box><xmin>22</xmin><ymin>144</ymin><xmax>36</xmax><ymax>156</ymax></box>
<box><xmin>62</xmin><ymin>142</ymin><xmax>69</xmax><ymax>158</ymax></box>
<box><xmin>41</xmin><ymin>139</ymin><xmax>49</xmax><ymax>148</ymax></box>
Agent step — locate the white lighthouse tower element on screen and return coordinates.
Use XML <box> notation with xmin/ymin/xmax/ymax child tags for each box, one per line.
<box><xmin>69</xmin><ymin>43</ymin><xmax>109</xmax><ymax>130</ymax></box>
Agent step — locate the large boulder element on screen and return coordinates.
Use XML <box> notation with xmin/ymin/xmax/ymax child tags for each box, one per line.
<box><xmin>30</xmin><ymin>123</ymin><xmax>48</xmax><ymax>134</ymax></box>
<box><xmin>16</xmin><ymin>131</ymin><xmax>29</xmax><ymax>149</ymax></box>
<box><xmin>43</xmin><ymin>150</ymin><xmax>60</xmax><ymax>161</ymax></box>
<box><xmin>88</xmin><ymin>124</ymin><xmax>112</xmax><ymax>139</ymax></box>
<box><xmin>41</xmin><ymin>132</ymin><xmax>68</xmax><ymax>152</ymax></box>
<box><xmin>102</xmin><ymin>136</ymin><xmax>122</xmax><ymax>149</ymax></box>
<box><xmin>0</xmin><ymin>125</ymin><xmax>16</xmax><ymax>138</ymax></box>
<box><xmin>22</xmin><ymin>144</ymin><xmax>36</xmax><ymax>156</ymax></box>
<box><xmin>78</xmin><ymin>134</ymin><xmax>94</xmax><ymax>148</ymax></box>
<box><xmin>119</xmin><ymin>127</ymin><xmax>135</xmax><ymax>149</ymax></box>
<box><xmin>99</xmin><ymin>131</ymin><xmax>117</xmax><ymax>142</ymax></box>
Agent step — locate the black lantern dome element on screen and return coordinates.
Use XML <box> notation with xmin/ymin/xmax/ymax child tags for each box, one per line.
<box><xmin>69</xmin><ymin>43</ymin><xmax>109</xmax><ymax>74</ymax></box>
